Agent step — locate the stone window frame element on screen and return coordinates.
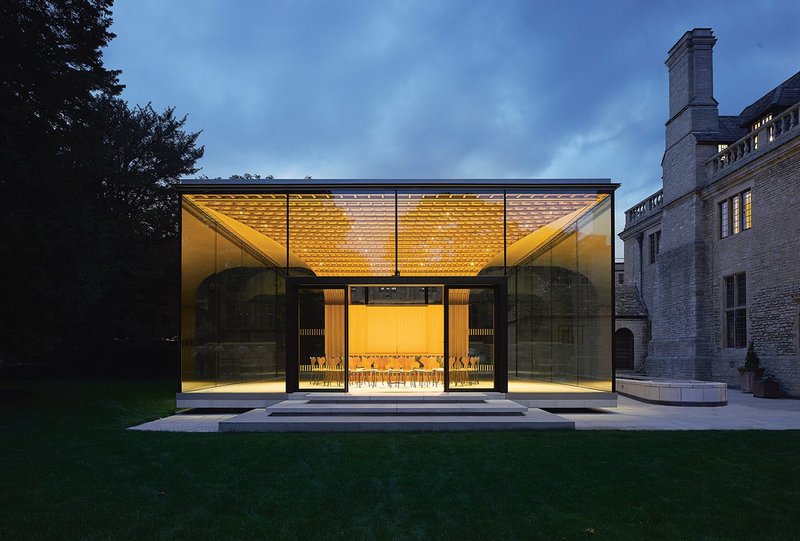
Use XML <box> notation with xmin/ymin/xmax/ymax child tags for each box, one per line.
<box><xmin>648</xmin><ymin>230</ymin><xmax>660</xmax><ymax>264</ymax></box>
<box><xmin>719</xmin><ymin>189</ymin><xmax>752</xmax><ymax>239</ymax></box>
<box><xmin>724</xmin><ymin>272</ymin><xmax>747</xmax><ymax>349</ymax></box>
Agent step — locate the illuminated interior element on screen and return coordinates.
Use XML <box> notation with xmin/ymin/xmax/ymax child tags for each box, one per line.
<box><xmin>180</xmin><ymin>185</ymin><xmax>614</xmax><ymax>394</ymax></box>
<box><xmin>185</xmin><ymin>192</ymin><xmax>602</xmax><ymax>276</ymax></box>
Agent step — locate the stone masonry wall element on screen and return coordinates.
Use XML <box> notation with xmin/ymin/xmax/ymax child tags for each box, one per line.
<box><xmin>705</xmin><ymin>141</ymin><xmax>800</xmax><ymax>396</ymax></box>
<box><xmin>647</xmin><ymin>192</ymin><xmax>715</xmax><ymax>380</ymax></box>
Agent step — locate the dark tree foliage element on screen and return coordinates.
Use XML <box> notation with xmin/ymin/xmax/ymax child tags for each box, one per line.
<box><xmin>0</xmin><ymin>0</ymin><xmax>122</xmax><ymax>187</ymax></box>
<box><xmin>0</xmin><ymin>1</ymin><xmax>204</xmax><ymax>373</ymax></box>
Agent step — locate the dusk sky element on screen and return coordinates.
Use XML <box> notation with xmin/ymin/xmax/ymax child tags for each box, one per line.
<box><xmin>105</xmin><ymin>0</ymin><xmax>800</xmax><ymax>249</ymax></box>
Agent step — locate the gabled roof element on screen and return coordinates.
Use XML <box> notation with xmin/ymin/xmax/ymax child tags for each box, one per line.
<box><xmin>615</xmin><ymin>285</ymin><xmax>648</xmax><ymax>318</ymax></box>
<box><xmin>694</xmin><ymin>69</ymin><xmax>800</xmax><ymax>145</ymax></box>
<box><xmin>718</xmin><ymin>116</ymin><xmax>749</xmax><ymax>141</ymax></box>
<box><xmin>738</xmin><ymin>70</ymin><xmax>800</xmax><ymax>128</ymax></box>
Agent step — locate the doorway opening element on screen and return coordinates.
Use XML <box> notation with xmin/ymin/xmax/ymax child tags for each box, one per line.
<box><xmin>289</xmin><ymin>278</ymin><xmax>505</xmax><ymax>393</ymax></box>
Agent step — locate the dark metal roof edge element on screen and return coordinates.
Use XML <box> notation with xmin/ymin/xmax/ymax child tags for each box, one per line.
<box><xmin>175</xmin><ymin>178</ymin><xmax>619</xmax><ymax>193</ymax></box>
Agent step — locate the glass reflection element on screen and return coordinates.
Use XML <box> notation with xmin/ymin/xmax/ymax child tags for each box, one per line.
<box><xmin>180</xmin><ymin>198</ymin><xmax>286</xmax><ymax>392</ymax></box>
<box><xmin>506</xmin><ymin>193</ymin><xmax>612</xmax><ymax>392</ymax></box>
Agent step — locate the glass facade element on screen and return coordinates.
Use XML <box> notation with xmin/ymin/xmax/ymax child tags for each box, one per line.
<box><xmin>181</xmin><ymin>198</ymin><xmax>287</xmax><ymax>392</ymax></box>
<box><xmin>180</xmin><ymin>184</ymin><xmax>614</xmax><ymax>393</ymax></box>
<box><xmin>506</xmin><ymin>194</ymin><xmax>612</xmax><ymax>391</ymax></box>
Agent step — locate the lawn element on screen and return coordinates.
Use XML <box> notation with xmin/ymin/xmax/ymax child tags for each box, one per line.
<box><xmin>1</xmin><ymin>379</ymin><xmax>798</xmax><ymax>540</ymax></box>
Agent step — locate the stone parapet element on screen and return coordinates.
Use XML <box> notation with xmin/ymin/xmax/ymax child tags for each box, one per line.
<box><xmin>624</xmin><ymin>189</ymin><xmax>663</xmax><ymax>227</ymax></box>
<box><xmin>707</xmin><ymin>100</ymin><xmax>800</xmax><ymax>179</ymax></box>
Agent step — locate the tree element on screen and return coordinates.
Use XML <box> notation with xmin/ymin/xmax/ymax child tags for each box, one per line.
<box><xmin>74</xmin><ymin>97</ymin><xmax>203</xmax><ymax>370</ymax></box>
<box><xmin>0</xmin><ymin>1</ymin><xmax>204</xmax><ymax>370</ymax></box>
<box><xmin>0</xmin><ymin>0</ymin><xmax>122</xmax><ymax>190</ymax></box>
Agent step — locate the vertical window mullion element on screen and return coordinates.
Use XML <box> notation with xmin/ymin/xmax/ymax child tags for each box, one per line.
<box><xmin>720</xmin><ymin>201</ymin><xmax>729</xmax><ymax>238</ymax></box>
<box><xmin>743</xmin><ymin>190</ymin><xmax>752</xmax><ymax>230</ymax></box>
<box><xmin>724</xmin><ymin>273</ymin><xmax>747</xmax><ymax>349</ymax></box>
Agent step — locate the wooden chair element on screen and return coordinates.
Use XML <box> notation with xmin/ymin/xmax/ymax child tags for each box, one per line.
<box><xmin>308</xmin><ymin>356</ymin><xmax>323</xmax><ymax>386</ymax></box>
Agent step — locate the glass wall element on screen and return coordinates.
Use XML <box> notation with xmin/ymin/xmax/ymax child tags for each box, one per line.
<box><xmin>506</xmin><ymin>193</ymin><xmax>612</xmax><ymax>391</ymax></box>
<box><xmin>181</xmin><ymin>198</ymin><xmax>287</xmax><ymax>392</ymax></box>
<box><xmin>181</xmin><ymin>187</ymin><xmax>613</xmax><ymax>393</ymax></box>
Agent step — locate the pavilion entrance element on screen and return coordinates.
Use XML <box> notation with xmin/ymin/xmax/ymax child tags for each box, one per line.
<box><xmin>287</xmin><ymin>277</ymin><xmax>506</xmax><ymax>393</ymax></box>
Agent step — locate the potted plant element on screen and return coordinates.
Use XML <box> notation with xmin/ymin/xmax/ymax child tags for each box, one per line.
<box><xmin>754</xmin><ymin>374</ymin><xmax>782</xmax><ymax>398</ymax></box>
<box><xmin>737</xmin><ymin>341</ymin><xmax>765</xmax><ymax>393</ymax></box>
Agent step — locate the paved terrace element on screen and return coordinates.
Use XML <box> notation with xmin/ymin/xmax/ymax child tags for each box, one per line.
<box><xmin>131</xmin><ymin>391</ymin><xmax>800</xmax><ymax>432</ymax></box>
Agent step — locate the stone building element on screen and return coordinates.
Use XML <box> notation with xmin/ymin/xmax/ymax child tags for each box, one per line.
<box><xmin>619</xmin><ymin>28</ymin><xmax>800</xmax><ymax>396</ymax></box>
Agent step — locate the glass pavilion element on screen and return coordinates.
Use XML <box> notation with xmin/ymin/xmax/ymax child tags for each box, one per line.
<box><xmin>178</xmin><ymin>179</ymin><xmax>616</xmax><ymax>397</ymax></box>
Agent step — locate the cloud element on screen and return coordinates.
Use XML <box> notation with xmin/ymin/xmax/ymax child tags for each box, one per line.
<box><xmin>105</xmin><ymin>0</ymin><xmax>800</xmax><ymax>250</ymax></box>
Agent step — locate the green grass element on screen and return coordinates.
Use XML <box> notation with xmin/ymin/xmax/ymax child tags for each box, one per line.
<box><xmin>1</xmin><ymin>379</ymin><xmax>799</xmax><ymax>540</ymax></box>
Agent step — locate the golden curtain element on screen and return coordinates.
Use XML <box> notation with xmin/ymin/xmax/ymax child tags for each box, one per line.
<box><xmin>324</xmin><ymin>289</ymin><xmax>346</xmax><ymax>358</ymax></box>
<box><xmin>448</xmin><ymin>289</ymin><xmax>470</xmax><ymax>358</ymax></box>
<box><xmin>348</xmin><ymin>305</ymin><xmax>444</xmax><ymax>354</ymax></box>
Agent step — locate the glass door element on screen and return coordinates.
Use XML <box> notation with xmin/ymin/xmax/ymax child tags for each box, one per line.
<box><xmin>297</xmin><ymin>286</ymin><xmax>347</xmax><ymax>391</ymax></box>
<box><xmin>446</xmin><ymin>286</ymin><xmax>496</xmax><ymax>390</ymax></box>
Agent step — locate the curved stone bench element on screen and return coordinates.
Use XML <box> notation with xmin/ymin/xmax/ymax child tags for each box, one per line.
<box><xmin>616</xmin><ymin>378</ymin><xmax>727</xmax><ymax>407</ymax></box>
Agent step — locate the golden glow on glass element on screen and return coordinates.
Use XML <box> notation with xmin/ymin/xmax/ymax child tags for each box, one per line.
<box><xmin>185</xmin><ymin>192</ymin><xmax>605</xmax><ymax>276</ymax></box>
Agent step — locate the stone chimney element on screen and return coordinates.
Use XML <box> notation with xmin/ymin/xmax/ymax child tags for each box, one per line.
<box><xmin>667</xmin><ymin>29</ymin><xmax>718</xmax><ymax>122</ymax></box>
<box><xmin>662</xmin><ymin>28</ymin><xmax>719</xmax><ymax>201</ymax></box>
<box><xmin>646</xmin><ymin>29</ymin><xmax>717</xmax><ymax>380</ymax></box>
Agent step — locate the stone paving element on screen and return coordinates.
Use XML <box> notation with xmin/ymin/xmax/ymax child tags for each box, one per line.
<box><xmin>130</xmin><ymin>413</ymin><xmax>238</xmax><ymax>433</ymax></box>
<box><xmin>563</xmin><ymin>392</ymin><xmax>800</xmax><ymax>430</ymax></box>
<box><xmin>129</xmin><ymin>391</ymin><xmax>800</xmax><ymax>432</ymax></box>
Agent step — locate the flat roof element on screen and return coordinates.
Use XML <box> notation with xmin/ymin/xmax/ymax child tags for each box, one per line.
<box><xmin>177</xmin><ymin>178</ymin><xmax>618</xmax><ymax>193</ymax></box>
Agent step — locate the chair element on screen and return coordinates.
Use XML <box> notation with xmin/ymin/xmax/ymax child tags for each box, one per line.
<box><xmin>385</xmin><ymin>357</ymin><xmax>405</xmax><ymax>388</ymax></box>
<box><xmin>328</xmin><ymin>357</ymin><xmax>344</xmax><ymax>386</ymax></box>
<box><xmin>467</xmin><ymin>356</ymin><xmax>481</xmax><ymax>386</ymax></box>
<box><xmin>414</xmin><ymin>356</ymin><xmax>432</xmax><ymax>387</ymax></box>
<box><xmin>450</xmin><ymin>356</ymin><xmax>467</xmax><ymax>386</ymax></box>
<box><xmin>308</xmin><ymin>356</ymin><xmax>323</xmax><ymax>386</ymax></box>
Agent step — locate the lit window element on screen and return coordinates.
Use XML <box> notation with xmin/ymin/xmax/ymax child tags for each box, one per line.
<box><xmin>724</xmin><ymin>273</ymin><xmax>747</xmax><ymax>349</ymax></box>
<box><xmin>743</xmin><ymin>190</ymin><xmax>752</xmax><ymax>230</ymax></box>
<box><xmin>719</xmin><ymin>189</ymin><xmax>752</xmax><ymax>238</ymax></box>
<box><xmin>718</xmin><ymin>144</ymin><xmax>728</xmax><ymax>163</ymax></box>
<box><xmin>752</xmin><ymin>114</ymin><xmax>773</xmax><ymax>132</ymax></box>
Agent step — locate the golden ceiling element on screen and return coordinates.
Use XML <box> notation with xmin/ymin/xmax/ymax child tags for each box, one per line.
<box><xmin>185</xmin><ymin>192</ymin><xmax>606</xmax><ymax>276</ymax></box>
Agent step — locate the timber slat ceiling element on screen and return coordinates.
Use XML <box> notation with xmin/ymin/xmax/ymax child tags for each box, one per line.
<box><xmin>187</xmin><ymin>192</ymin><xmax>603</xmax><ymax>275</ymax></box>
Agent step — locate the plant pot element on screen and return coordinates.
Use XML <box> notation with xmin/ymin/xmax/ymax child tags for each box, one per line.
<box><xmin>737</xmin><ymin>367</ymin><xmax>765</xmax><ymax>393</ymax></box>
<box><xmin>754</xmin><ymin>379</ymin><xmax>782</xmax><ymax>398</ymax></box>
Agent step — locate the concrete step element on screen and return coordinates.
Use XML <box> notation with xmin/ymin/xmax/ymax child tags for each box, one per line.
<box><xmin>219</xmin><ymin>408</ymin><xmax>574</xmax><ymax>432</ymax></box>
<box><xmin>288</xmin><ymin>392</ymin><xmax>504</xmax><ymax>402</ymax></box>
<box><xmin>268</xmin><ymin>399</ymin><xmax>527</xmax><ymax>415</ymax></box>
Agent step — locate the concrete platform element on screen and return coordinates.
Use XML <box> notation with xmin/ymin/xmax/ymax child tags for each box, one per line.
<box><xmin>215</xmin><ymin>393</ymin><xmax>564</xmax><ymax>431</ymax></box>
<box><xmin>176</xmin><ymin>391</ymin><xmax>616</xmax><ymax>409</ymax></box>
<box><xmin>131</xmin><ymin>392</ymin><xmax>800</xmax><ymax>433</ymax></box>
<box><xmin>175</xmin><ymin>392</ymin><xmax>287</xmax><ymax>409</ymax></box>
<box><xmin>268</xmin><ymin>398</ymin><xmax>528</xmax><ymax>415</ymax></box>
<box><xmin>219</xmin><ymin>407</ymin><xmax>574</xmax><ymax>432</ymax></box>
